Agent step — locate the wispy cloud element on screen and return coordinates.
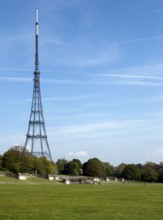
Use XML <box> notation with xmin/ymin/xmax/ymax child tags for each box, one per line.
<box><xmin>97</xmin><ymin>73</ymin><xmax>163</xmax><ymax>80</ymax></box>
<box><xmin>43</xmin><ymin>94</ymin><xmax>97</xmax><ymax>102</ymax></box>
<box><xmin>0</xmin><ymin>67</ymin><xmax>53</xmax><ymax>73</ymax></box>
<box><xmin>42</xmin><ymin>36</ymin><xmax>65</xmax><ymax>46</ymax></box>
<box><xmin>0</xmin><ymin>32</ymin><xmax>33</xmax><ymax>55</ymax></box>
<box><xmin>92</xmin><ymin>63</ymin><xmax>163</xmax><ymax>86</ymax></box>
<box><xmin>64</xmin><ymin>45</ymin><xmax>120</xmax><ymax>66</ymax></box>
<box><xmin>44</xmin><ymin>34</ymin><xmax>163</xmax><ymax>67</ymax></box>
<box><xmin>112</xmin><ymin>35</ymin><xmax>163</xmax><ymax>46</ymax></box>
<box><xmin>94</xmin><ymin>63</ymin><xmax>163</xmax><ymax>76</ymax></box>
<box><xmin>44</xmin><ymin>29</ymin><xmax>163</xmax><ymax>69</ymax></box>
<box><xmin>44</xmin><ymin>42</ymin><xmax>120</xmax><ymax>67</ymax></box>
<box><xmin>117</xmin><ymin>80</ymin><xmax>163</xmax><ymax>87</ymax></box>
<box><xmin>49</xmin><ymin>120</ymin><xmax>144</xmax><ymax>139</ymax></box>
<box><xmin>42</xmin><ymin>79</ymin><xmax>81</xmax><ymax>84</ymax></box>
<box><xmin>4</xmin><ymin>93</ymin><xmax>100</xmax><ymax>105</ymax></box>
<box><xmin>0</xmin><ymin>67</ymin><xmax>33</xmax><ymax>72</ymax></box>
<box><xmin>0</xmin><ymin>76</ymin><xmax>32</xmax><ymax>82</ymax></box>
<box><xmin>68</xmin><ymin>151</ymin><xmax>88</xmax><ymax>157</ymax></box>
<box><xmin>0</xmin><ymin>76</ymin><xmax>81</xmax><ymax>84</ymax></box>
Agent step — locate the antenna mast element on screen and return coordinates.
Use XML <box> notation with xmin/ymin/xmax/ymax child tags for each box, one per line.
<box><xmin>24</xmin><ymin>9</ymin><xmax>52</xmax><ymax>161</ymax></box>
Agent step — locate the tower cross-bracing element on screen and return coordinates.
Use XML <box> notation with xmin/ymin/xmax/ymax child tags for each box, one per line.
<box><xmin>24</xmin><ymin>9</ymin><xmax>52</xmax><ymax>161</ymax></box>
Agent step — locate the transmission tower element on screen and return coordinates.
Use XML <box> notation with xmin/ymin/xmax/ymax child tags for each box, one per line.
<box><xmin>24</xmin><ymin>9</ymin><xmax>52</xmax><ymax>161</ymax></box>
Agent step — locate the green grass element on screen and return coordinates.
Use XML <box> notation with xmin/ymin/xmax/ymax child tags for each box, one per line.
<box><xmin>0</xmin><ymin>178</ymin><xmax>163</xmax><ymax>220</ymax></box>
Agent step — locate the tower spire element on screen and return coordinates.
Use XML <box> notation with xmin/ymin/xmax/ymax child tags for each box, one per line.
<box><xmin>24</xmin><ymin>9</ymin><xmax>52</xmax><ymax>161</ymax></box>
<box><xmin>35</xmin><ymin>8</ymin><xmax>39</xmax><ymax>70</ymax></box>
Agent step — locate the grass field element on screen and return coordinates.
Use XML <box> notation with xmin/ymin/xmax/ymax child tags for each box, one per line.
<box><xmin>0</xmin><ymin>177</ymin><xmax>163</xmax><ymax>220</ymax></box>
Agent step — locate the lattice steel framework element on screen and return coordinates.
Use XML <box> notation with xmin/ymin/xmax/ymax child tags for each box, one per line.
<box><xmin>24</xmin><ymin>9</ymin><xmax>52</xmax><ymax>161</ymax></box>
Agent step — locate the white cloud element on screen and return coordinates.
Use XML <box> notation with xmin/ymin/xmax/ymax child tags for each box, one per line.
<box><xmin>42</xmin><ymin>79</ymin><xmax>81</xmax><ymax>84</ymax></box>
<box><xmin>49</xmin><ymin>120</ymin><xmax>144</xmax><ymax>140</ymax></box>
<box><xmin>98</xmin><ymin>73</ymin><xmax>163</xmax><ymax>80</ymax></box>
<box><xmin>68</xmin><ymin>53</ymin><xmax>118</xmax><ymax>66</ymax></box>
<box><xmin>68</xmin><ymin>151</ymin><xmax>88</xmax><ymax>157</ymax></box>
<box><xmin>42</xmin><ymin>36</ymin><xmax>65</xmax><ymax>46</ymax></box>
<box><xmin>0</xmin><ymin>76</ymin><xmax>82</xmax><ymax>85</ymax></box>
<box><xmin>43</xmin><ymin>94</ymin><xmax>97</xmax><ymax>102</ymax></box>
<box><xmin>64</xmin><ymin>45</ymin><xmax>119</xmax><ymax>66</ymax></box>
<box><xmin>92</xmin><ymin>63</ymin><xmax>163</xmax><ymax>86</ymax></box>
<box><xmin>95</xmin><ymin>63</ymin><xmax>163</xmax><ymax>76</ymax></box>
<box><xmin>0</xmin><ymin>67</ymin><xmax>33</xmax><ymax>72</ymax></box>
<box><xmin>0</xmin><ymin>77</ymin><xmax>32</xmax><ymax>82</ymax></box>
<box><xmin>113</xmin><ymin>35</ymin><xmax>163</xmax><ymax>46</ymax></box>
<box><xmin>117</xmin><ymin>80</ymin><xmax>163</xmax><ymax>87</ymax></box>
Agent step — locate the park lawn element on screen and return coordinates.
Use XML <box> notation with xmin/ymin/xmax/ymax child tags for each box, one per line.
<box><xmin>0</xmin><ymin>181</ymin><xmax>163</xmax><ymax>220</ymax></box>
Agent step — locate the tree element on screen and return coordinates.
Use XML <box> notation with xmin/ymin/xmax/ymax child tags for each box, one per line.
<box><xmin>141</xmin><ymin>165</ymin><xmax>158</xmax><ymax>182</ymax></box>
<box><xmin>115</xmin><ymin>163</ymin><xmax>127</xmax><ymax>178</ymax></box>
<box><xmin>158</xmin><ymin>167</ymin><xmax>163</xmax><ymax>182</ymax></box>
<box><xmin>103</xmin><ymin>162</ymin><xmax>115</xmax><ymax>177</ymax></box>
<box><xmin>56</xmin><ymin>159</ymin><xmax>67</xmax><ymax>174</ymax></box>
<box><xmin>83</xmin><ymin>158</ymin><xmax>106</xmax><ymax>178</ymax></box>
<box><xmin>0</xmin><ymin>155</ymin><xmax>2</xmax><ymax>170</ymax></box>
<box><xmin>36</xmin><ymin>157</ymin><xmax>55</xmax><ymax>175</ymax></box>
<box><xmin>72</xmin><ymin>159</ymin><xmax>82</xmax><ymax>169</ymax></box>
<box><xmin>2</xmin><ymin>146</ymin><xmax>56</xmax><ymax>175</ymax></box>
<box><xmin>2</xmin><ymin>146</ymin><xmax>31</xmax><ymax>173</ymax></box>
<box><xmin>64</xmin><ymin>161</ymin><xmax>80</xmax><ymax>176</ymax></box>
<box><xmin>122</xmin><ymin>164</ymin><xmax>141</xmax><ymax>180</ymax></box>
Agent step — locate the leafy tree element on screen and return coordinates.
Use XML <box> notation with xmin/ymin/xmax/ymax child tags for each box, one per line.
<box><xmin>56</xmin><ymin>159</ymin><xmax>67</xmax><ymax>174</ymax></box>
<box><xmin>141</xmin><ymin>165</ymin><xmax>158</xmax><ymax>182</ymax></box>
<box><xmin>145</xmin><ymin>161</ymin><xmax>157</xmax><ymax>168</ymax></box>
<box><xmin>83</xmin><ymin>158</ymin><xmax>106</xmax><ymax>178</ymax></box>
<box><xmin>2</xmin><ymin>146</ymin><xmax>56</xmax><ymax>175</ymax></box>
<box><xmin>122</xmin><ymin>164</ymin><xmax>141</xmax><ymax>180</ymax></box>
<box><xmin>145</xmin><ymin>162</ymin><xmax>159</xmax><ymax>172</ymax></box>
<box><xmin>115</xmin><ymin>163</ymin><xmax>127</xmax><ymax>178</ymax></box>
<box><xmin>72</xmin><ymin>159</ymin><xmax>82</xmax><ymax>169</ymax></box>
<box><xmin>51</xmin><ymin>161</ymin><xmax>58</xmax><ymax>174</ymax></box>
<box><xmin>64</xmin><ymin>161</ymin><xmax>80</xmax><ymax>176</ymax></box>
<box><xmin>158</xmin><ymin>167</ymin><xmax>163</xmax><ymax>182</ymax></box>
<box><xmin>2</xmin><ymin>146</ymin><xmax>31</xmax><ymax>173</ymax></box>
<box><xmin>0</xmin><ymin>155</ymin><xmax>2</xmax><ymax>170</ymax></box>
<box><xmin>28</xmin><ymin>155</ymin><xmax>39</xmax><ymax>174</ymax></box>
<box><xmin>33</xmin><ymin>157</ymin><xmax>56</xmax><ymax>175</ymax></box>
<box><xmin>27</xmin><ymin>156</ymin><xmax>57</xmax><ymax>175</ymax></box>
<box><xmin>103</xmin><ymin>162</ymin><xmax>115</xmax><ymax>177</ymax></box>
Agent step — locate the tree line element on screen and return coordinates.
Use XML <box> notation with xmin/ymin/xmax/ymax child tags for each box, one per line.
<box><xmin>0</xmin><ymin>146</ymin><xmax>163</xmax><ymax>182</ymax></box>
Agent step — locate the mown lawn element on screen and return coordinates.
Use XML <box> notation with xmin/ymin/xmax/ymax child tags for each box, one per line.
<box><xmin>0</xmin><ymin>178</ymin><xmax>163</xmax><ymax>220</ymax></box>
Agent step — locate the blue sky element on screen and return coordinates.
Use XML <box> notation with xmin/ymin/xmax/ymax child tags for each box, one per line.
<box><xmin>0</xmin><ymin>0</ymin><xmax>163</xmax><ymax>165</ymax></box>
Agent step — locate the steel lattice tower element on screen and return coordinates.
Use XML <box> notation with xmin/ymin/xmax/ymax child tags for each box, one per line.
<box><xmin>24</xmin><ymin>9</ymin><xmax>52</xmax><ymax>161</ymax></box>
